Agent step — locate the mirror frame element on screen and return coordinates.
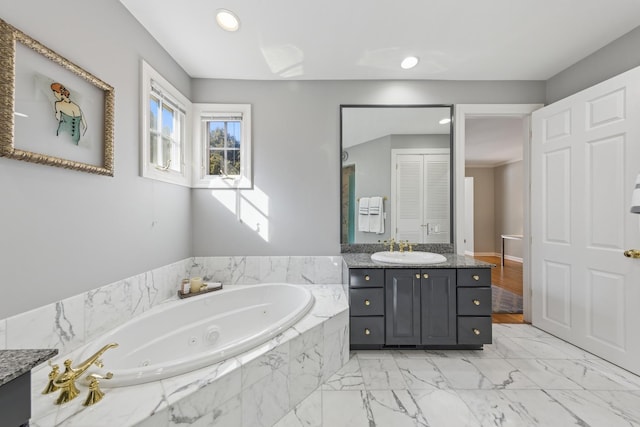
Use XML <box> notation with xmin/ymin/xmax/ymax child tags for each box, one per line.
<box><xmin>339</xmin><ymin>104</ymin><xmax>455</xmax><ymax>251</ymax></box>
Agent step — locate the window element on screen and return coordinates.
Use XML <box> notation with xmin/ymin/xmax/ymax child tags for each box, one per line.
<box><xmin>141</xmin><ymin>61</ymin><xmax>191</xmax><ymax>186</ymax></box>
<box><xmin>193</xmin><ymin>104</ymin><xmax>252</xmax><ymax>189</ymax></box>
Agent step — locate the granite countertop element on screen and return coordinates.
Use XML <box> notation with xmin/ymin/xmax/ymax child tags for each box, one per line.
<box><xmin>0</xmin><ymin>349</ymin><xmax>58</xmax><ymax>387</ymax></box>
<box><xmin>342</xmin><ymin>253</ymin><xmax>495</xmax><ymax>269</ymax></box>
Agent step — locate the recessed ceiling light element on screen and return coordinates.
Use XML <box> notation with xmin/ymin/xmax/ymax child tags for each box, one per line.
<box><xmin>439</xmin><ymin>118</ymin><xmax>451</xmax><ymax>124</ymax></box>
<box><xmin>400</xmin><ymin>56</ymin><xmax>419</xmax><ymax>69</ymax></box>
<box><xmin>216</xmin><ymin>9</ymin><xmax>240</xmax><ymax>32</ymax></box>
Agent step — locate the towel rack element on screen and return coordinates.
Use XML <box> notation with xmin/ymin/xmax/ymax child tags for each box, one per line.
<box><xmin>357</xmin><ymin>196</ymin><xmax>387</xmax><ymax>202</ymax></box>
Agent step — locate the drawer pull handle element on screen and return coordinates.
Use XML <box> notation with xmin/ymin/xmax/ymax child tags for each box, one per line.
<box><xmin>364</xmin><ymin>328</ymin><xmax>371</xmax><ymax>335</ymax></box>
<box><xmin>365</xmin><ymin>275</ymin><xmax>370</xmax><ymax>281</ymax></box>
<box><xmin>416</xmin><ymin>273</ymin><xmax>421</xmax><ymax>279</ymax></box>
<box><xmin>473</xmin><ymin>299</ymin><xmax>480</xmax><ymax>306</ymax></box>
<box><xmin>472</xmin><ymin>328</ymin><xmax>481</xmax><ymax>336</ymax></box>
<box><xmin>472</xmin><ymin>275</ymin><xmax>480</xmax><ymax>281</ymax></box>
<box><xmin>365</xmin><ymin>299</ymin><xmax>371</xmax><ymax>306</ymax></box>
<box><xmin>423</xmin><ymin>273</ymin><xmax>429</xmax><ymax>279</ymax></box>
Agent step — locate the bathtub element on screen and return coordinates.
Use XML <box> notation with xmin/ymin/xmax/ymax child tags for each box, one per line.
<box><xmin>78</xmin><ymin>283</ymin><xmax>314</xmax><ymax>387</ymax></box>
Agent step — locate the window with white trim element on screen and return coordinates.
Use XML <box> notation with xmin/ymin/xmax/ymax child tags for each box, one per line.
<box><xmin>193</xmin><ymin>104</ymin><xmax>252</xmax><ymax>189</ymax></box>
<box><xmin>141</xmin><ymin>61</ymin><xmax>191</xmax><ymax>186</ymax></box>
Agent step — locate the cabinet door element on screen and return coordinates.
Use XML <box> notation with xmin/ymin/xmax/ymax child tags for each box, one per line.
<box><xmin>385</xmin><ymin>269</ymin><xmax>421</xmax><ymax>345</ymax></box>
<box><xmin>421</xmin><ymin>269</ymin><xmax>457</xmax><ymax>345</ymax></box>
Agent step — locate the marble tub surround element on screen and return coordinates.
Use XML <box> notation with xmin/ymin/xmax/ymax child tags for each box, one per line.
<box><xmin>342</xmin><ymin>252</ymin><xmax>494</xmax><ymax>269</ymax></box>
<box><xmin>0</xmin><ymin>258</ymin><xmax>192</xmax><ymax>355</ymax></box>
<box><xmin>274</xmin><ymin>324</ymin><xmax>640</xmax><ymax>427</ymax></box>
<box><xmin>0</xmin><ymin>256</ymin><xmax>341</xmax><ymax>357</ymax></box>
<box><xmin>29</xmin><ymin>284</ymin><xmax>349</xmax><ymax>427</ymax></box>
<box><xmin>189</xmin><ymin>256</ymin><xmax>343</xmax><ymax>286</ymax></box>
<box><xmin>0</xmin><ymin>349</ymin><xmax>58</xmax><ymax>386</ymax></box>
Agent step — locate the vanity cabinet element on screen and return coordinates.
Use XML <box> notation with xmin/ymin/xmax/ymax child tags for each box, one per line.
<box><xmin>385</xmin><ymin>269</ymin><xmax>456</xmax><ymax>345</ymax></box>
<box><xmin>348</xmin><ymin>264</ymin><xmax>491</xmax><ymax>349</ymax></box>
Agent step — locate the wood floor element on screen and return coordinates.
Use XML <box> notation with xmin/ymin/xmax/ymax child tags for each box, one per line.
<box><xmin>473</xmin><ymin>255</ymin><xmax>526</xmax><ymax>324</ymax></box>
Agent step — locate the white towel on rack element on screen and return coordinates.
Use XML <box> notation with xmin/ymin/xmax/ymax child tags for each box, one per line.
<box><xmin>368</xmin><ymin>196</ymin><xmax>384</xmax><ymax>234</ymax></box>
<box><xmin>358</xmin><ymin>197</ymin><xmax>370</xmax><ymax>232</ymax></box>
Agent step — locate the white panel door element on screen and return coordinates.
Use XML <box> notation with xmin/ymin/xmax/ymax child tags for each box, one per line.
<box><xmin>395</xmin><ymin>154</ymin><xmax>424</xmax><ymax>242</ymax></box>
<box><xmin>532</xmin><ymin>66</ymin><xmax>640</xmax><ymax>374</ymax></box>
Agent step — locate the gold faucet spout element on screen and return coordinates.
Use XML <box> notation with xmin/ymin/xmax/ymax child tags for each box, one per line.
<box><xmin>52</xmin><ymin>343</ymin><xmax>118</xmax><ymax>404</ymax></box>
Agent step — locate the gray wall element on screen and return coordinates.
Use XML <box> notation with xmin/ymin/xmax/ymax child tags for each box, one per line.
<box><xmin>465</xmin><ymin>168</ymin><xmax>495</xmax><ymax>254</ymax></box>
<box><xmin>0</xmin><ymin>1</ymin><xmax>192</xmax><ymax>318</ymax></box>
<box><xmin>191</xmin><ymin>79</ymin><xmax>545</xmax><ymax>255</ymax></box>
<box><xmin>494</xmin><ymin>161</ymin><xmax>523</xmax><ymax>259</ymax></box>
<box><xmin>546</xmin><ymin>25</ymin><xmax>640</xmax><ymax>103</ymax></box>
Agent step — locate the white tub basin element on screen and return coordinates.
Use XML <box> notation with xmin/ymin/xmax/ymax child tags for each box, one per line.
<box><xmin>371</xmin><ymin>251</ymin><xmax>447</xmax><ymax>265</ymax></box>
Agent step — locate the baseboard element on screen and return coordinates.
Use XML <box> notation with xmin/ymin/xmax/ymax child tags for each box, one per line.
<box><xmin>504</xmin><ymin>255</ymin><xmax>523</xmax><ymax>263</ymax></box>
<box><xmin>473</xmin><ymin>252</ymin><xmax>498</xmax><ymax>257</ymax></box>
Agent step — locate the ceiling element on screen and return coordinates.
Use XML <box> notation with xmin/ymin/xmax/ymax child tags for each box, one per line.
<box><xmin>465</xmin><ymin>117</ymin><xmax>525</xmax><ymax>167</ymax></box>
<box><xmin>120</xmin><ymin>0</ymin><xmax>640</xmax><ymax>80</ymax></box>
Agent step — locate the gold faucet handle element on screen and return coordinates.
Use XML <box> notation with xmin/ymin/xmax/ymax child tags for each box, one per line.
<box><xmin>42</xmin><ymin>363</ymin><xmax>60</xmax><ymax>394</ymax></box>
<box><xmin>408</xmin><ymin>242</ymin><xmax>414</xmax><ymax>252</ymax></box>
<box><xmin>83</xmin><ymin>375</ymin><xmax>108</xmax><ymax>406</ymax></box>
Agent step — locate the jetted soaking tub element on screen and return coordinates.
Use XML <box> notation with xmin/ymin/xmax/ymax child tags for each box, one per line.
<box><xmin>78</xmin><ymin>283</ymin><xmax>314</xmax><ymax>387</ymax></box>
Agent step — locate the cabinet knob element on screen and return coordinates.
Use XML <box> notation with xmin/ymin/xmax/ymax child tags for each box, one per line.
<box><xmin>472</xmin><ymin>328</ymin><xmax>481</xmax><ymax>336</ymax></box>
<box><xmin>423</xmin><ymin>273</ymin><xmax>429</xmax><ymax>279</ymax></box>
<box><xmin>365</xmin><ymin>275</ymin><xmax>370</xmax><ymax>281</ymax></box>
<box><xmin>473</xmin><ymin>299</ymin><xmax>480</xmax><ymax>306</ymax></box>
<box><xmin>472</xmin><ymin>275</ymin><xmax>480</xmax><ymax>281</ymax></box>
<box><xmin>364</xmin><ymin>299</ymin><xmax>371</xmax><ymax>306</ymax></box>
<box><xmin>415</xmin><ymin>273</ymin><xmax>421</xmax><ymax>279</ymax></box>
<box><xmin>364</xmin><ymin>328</ymin><xmax>371</xmax><ymax>335</ymax></box>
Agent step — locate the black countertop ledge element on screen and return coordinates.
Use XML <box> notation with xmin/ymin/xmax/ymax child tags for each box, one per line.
<box><xmin>0</xmin><ymin>349</ymin><xmax>58</xmax><ymax>387</ymax></box>
<box><xmin>342</xmin><ymin>253</ymin><xmax>495</xmax><ymax>269</ymax></box>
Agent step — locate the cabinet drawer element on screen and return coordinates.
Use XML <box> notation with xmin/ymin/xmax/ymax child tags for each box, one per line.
<box><xmin>457</xmin><ymin>268</ymin><xmax>491</xmax><ymax>287</ymax></box>
<box><xmin>350</xmin><ymin>288</ymin><xmax>384</xmax><ymax>316</ymax></box>
<box><xmin>350</xmin><ymin>316</ymin><xmax>385</xmax><ymax>345</ymax></box>
<box><xmin>457</xmin><ymin>316</ymin><xmax>492</xmax><ymax>345</ymax></box>
<box><xmin>457</xmin><ymin>287</ymin><xmax>492</xmax><ymax>316</ymax></box>
<box><xmin>350</xmin><ymin>269</ymin><xmax>384</xmax><ymax>288</ymax></box>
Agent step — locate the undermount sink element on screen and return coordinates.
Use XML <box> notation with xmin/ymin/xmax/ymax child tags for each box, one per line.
<box><xmin>371</xmin><ymin>251</ymin><xmax>447</xmax><ymax>265</ymax></box>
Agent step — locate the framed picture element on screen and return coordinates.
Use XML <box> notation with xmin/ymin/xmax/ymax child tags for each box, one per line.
<box><xmin>0</xmin><ymin>19</ymin><xmax>114</xmax><ymax>176</ymax></box>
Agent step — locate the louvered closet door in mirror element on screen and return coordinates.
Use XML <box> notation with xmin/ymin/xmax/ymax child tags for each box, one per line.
<box><xmin>392</xmin><ymin>149</ymin><xmax>450</xmax><ymax>243</ymax></box>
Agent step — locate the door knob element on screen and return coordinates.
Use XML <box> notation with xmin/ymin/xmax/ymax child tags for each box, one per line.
<box><xmin>473</xmin><ymin>299</ymin><xmax>480</xmax><ymax>306</ymax></box>
<box><xmin>423</xmin><ymin>273</ymin><xmax>429</xmax><ymax>279</ymax></box>
<box><xmin>364</xmin><ymin>299</ymin><xmax>371</xmax><ymax>306</ymax></box>
<box><xmin>624</xmin><ymin>249</ymin><xmax>640</xmax><ymax>258</ymax></box>
<box><xmin>472</xmin><ymin>328</ymin><xmax>481</xmax><ymax>336</ymax></box>
<box><xmin>472</xmin><ymin>275</ymin><xmax>480</xmax><ymax>281</ymax></box>
<box><xmin>364</xmin><ymin>328</ymin><xmax>371</xmax><ymax>335</ymax></box>
<box><xmin>364</xmin><ymin>275</ymin><xmax>370</xmax><ymax>281</ymax></box>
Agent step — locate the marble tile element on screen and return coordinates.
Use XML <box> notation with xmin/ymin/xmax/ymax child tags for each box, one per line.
<box><xmin>129</xmin><ymin>272</ymin><xmax>157</xmax><ymax>317</ymax></box>
<box><xmin>395</xmin><ymin>357</ymin><xmax>449</xmax><ymax>390</ymax></box>
<box><xmin>313</xmin><ymin>256</ymin><xmax>342</xmax><ymax>284</ymax></box>
<box><xmin>508</xmin><ymin>336</ymin><xmax>588</xmax><ymax>359</ymax></box>
<box><xmin>367</xmin><ymin>389</ymin><xmax>429</xmax><ymax>426</ymax></box>
<box><xmin>229</xmin><ymin>256</ymin><xmax>262</xmax><ymax>284</ymax></box>
<box><xmin>322</xmin><ymin>356</ymin><xmax>365</xmax><ymax>391</ymax></box>
<box><xmin>546</xmin><ymin>389</ymin><xmax>640</xmax><ymax>427</ymax></box>
<box><xmin>491</xmin><ymin>335</ymin><xmax>537</xmax><ymax>359</ymax></box>
<box><xmin>240</xmin><ymin>340</ymin><xmax>290</xmax><ymax>390</ymax></box>
<box><xmin>273</xmin><ymin>389</ymin><xmax>322</xmax><ymax>427</ymax></box>
<box><xmin>539</xmin><ymin>358</ymin><xmax>640</xmax><ymax>390</ymax></box>
<box><xmin>504</xmin><ymin>358</ymin><xmax>583</xmax><ymax>390</ymax></box>
<box><xmin>467</xmin><ymin>358</ymin><xmax>540</xmax><ymax>390</ymax></box>
<box><xmin>291</xmin><ymin>323</ymin><xmax>323</xmax><ymax>357</ymax></box>
<box><xmin>242</xmin><ymin>368</ymin><xmax>290</xmax><ymax>427</ymax></box>
<box><xmin>457</xmin><ymin>390</ymin><xmax>539</xmax><ymax>426</ymax></box>
<box><xmin>211</xmin><ymin>395</ymin><xmax>242</xmax><ymax>427</ymax></box>
<box><xmin>411</xmin><ymin>389</ymin><xmax>482</xmax><ymax>426</ymax></box>
<box><xmin>285</xmin><ymin>257</ymin><xmax>316</xmax><ymax>284</ymax></box>
<box><xmin>131</xmin><ymin>409</ymin><xmax>169</xmax><ymax>427</ymax></box>
<box><xmin>492</xmin><ymin>324</ymin><xmax>550</xmax><ymax>339</ymax></box>
<box><xmin>7</xmin><ymin>293</ymin><xmax>85</xmax><ymax>354</ymax></box>
<box><xmin>358</xmin><ymin>358</ymin><xmax>407</xmax><ymax>390</ymax></box>
<box><xmin>85</xmin><ymin>279</ymin><xmax>132</xmax><ymax>341</ymax></box>
<box><xmin>289</xmin><ymin>344</ymin><xmax>323</xmax><ymax>407</ymax></box>
<box><xmin>322</xmin><ymin>390</ymin><xmax>373</xmax><ymax>427</ymax></box>
<box><xmin>430</xmin><ymin>358</ymin><xmax>494</xmax><ymax>390</ymax></box>
<box><xmin>259</xmin><ymin>256</ymin><xmax>290</xmax><ymax>283</ymax></box>
<box><xmin>355</xmin><ymin>350</ymin><xmax>396</xmax><ymax>359</ymax></box>
<box><xmin>591</xmin><ymin>390</ymin><xmax>640</xmax><ymax>423</ymax></box>
<box><xmin>322</xmin><ymin>316</ymin><xmax>349</xmax><ymax>382</ymax></box>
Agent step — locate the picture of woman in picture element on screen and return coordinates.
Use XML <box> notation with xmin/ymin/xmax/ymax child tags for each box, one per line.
<box><xmin>50</xmin><ymin>82</ymin><xmax>87</xmax><ymax>145</ymax></box>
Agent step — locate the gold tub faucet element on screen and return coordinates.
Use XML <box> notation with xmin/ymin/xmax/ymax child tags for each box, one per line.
<box><xmin>46</xmin><ymin>343</ymin><xmax>118</xmax><ymax>405</ymax></box>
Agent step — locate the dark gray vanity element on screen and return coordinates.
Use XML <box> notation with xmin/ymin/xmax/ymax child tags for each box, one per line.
<box><xmin>0</xmin><ymin>349</ymin><xmax>58</xmax><ymax>427</ymax></box>
<box><xmin>343</xmin><ymin>253</ymin><xmax>493</xmax><ymax>350</ymax></box>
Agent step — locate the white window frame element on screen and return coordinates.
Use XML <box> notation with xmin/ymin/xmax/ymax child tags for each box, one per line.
<box><xmin>192</xmin><ymin>103</ymin><xmax>252</xmax><ymax>189</ymax></box>
<box><xmin>140</xmin><ymin>60</ymin><xmax>192</xmax><ymax>187</ymax></box>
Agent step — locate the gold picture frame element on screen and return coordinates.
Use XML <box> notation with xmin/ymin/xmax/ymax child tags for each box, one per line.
<box><xmin>0</xmin><ymin>19</ymin><xmax>114</xmax><ymax>176</ymax></box>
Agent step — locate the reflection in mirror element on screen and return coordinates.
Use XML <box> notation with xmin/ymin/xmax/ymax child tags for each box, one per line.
<box><xmin>340</xmin><ymin>105</ymin><xmax>453</xmax><ymax>246</ymax></box>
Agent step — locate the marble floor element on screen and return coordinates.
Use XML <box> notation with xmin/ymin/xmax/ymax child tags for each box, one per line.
<box><xmin>274</xmin><ymin>324</ymin><xmax>640</xmax><ymax>427</ymax></box>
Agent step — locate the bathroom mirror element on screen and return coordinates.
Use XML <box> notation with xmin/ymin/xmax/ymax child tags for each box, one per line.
<box><xmin>340</xmin><ymin>105</ymin><xmax>453</xmax><ymax>245</ymax></box>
